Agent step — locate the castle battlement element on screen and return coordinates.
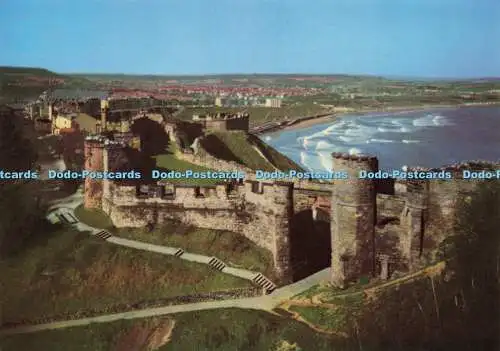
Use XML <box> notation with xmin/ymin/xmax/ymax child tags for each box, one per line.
<box><xmin>106</xmin><ymin>179</ymin><xmax>298</xmax><ymax>203</ymax></box>
<box><xmin>84</xmin><ymin>135</ymin><xmax>126</xmax><ymax>148</ymax></box>
<box><xmin>191</xmin><ymin>112</ymin><xmax>250</xmax><ymax>132</ymax></box>
<box><xmin>193</xmin><ymin>112</ymin><xmax>250</xmax><ymax>121</ymax></box>
<box><xmin>332</xmin><ymin>152</ymin><xmax>379</xmax><ymax>172</ymax></box>
<box><xmin>331</xmin><ymin>152</ymin><xmax>379</xmax><ymax>163</ymax></box>
<box><xmin>83</xmin><ymin>127</ymin><xmax>498</xmax><ymax>286</ymax></box>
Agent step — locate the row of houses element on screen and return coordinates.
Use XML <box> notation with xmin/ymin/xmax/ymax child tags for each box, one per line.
<box><xmin>30</xmin><ymin>89</ymin><xmax>173</xmax><ymax>135</ymax></box>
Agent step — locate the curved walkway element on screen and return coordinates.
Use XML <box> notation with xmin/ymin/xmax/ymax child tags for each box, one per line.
<box><xmin>47</xmin><ymin>190</ymin><xmax>272</xmax><ymax>284</ymax></box>
<box><xmin>0</xmin><ymin>267</ymin><xmax>330</xmax><ymax>336</ymax></box>
<box><xmin>0</xmin><ymin>190</ymin><xmax>331</xmax><ymax>336</ymax></box>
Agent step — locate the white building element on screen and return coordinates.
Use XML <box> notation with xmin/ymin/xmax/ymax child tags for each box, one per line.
<box><xmin>264</xmin><ymin>98</ymin><xmax>282</xmax><ymax>108</ymax></box>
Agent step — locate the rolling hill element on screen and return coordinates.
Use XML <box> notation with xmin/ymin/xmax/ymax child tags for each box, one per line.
<box><xmin>0</xmin><ymin>66</ymin><xmax>95</xmax><ymax>103</ymax></box>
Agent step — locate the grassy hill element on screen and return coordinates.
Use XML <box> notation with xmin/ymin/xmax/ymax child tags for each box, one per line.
<box><xmin>0</xmin><ymin>66</ymin><xmax>95</xmax><ymax>103</ymax></box>
<box><xmin>198</xmin><ymin>130</ymin><xmax>303</xmax><ymax>172</ymax></box>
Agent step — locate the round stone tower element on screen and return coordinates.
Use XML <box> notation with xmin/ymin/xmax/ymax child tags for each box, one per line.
<box><xmin>402</xmin><ymin>178</ymin><xmax>429</xmax><ymax>269</ymax></box>
<box><xmin>330</xmin><ymin>152</ymin><xmax>378</xmax><ymax>288</ymax></box>
<box><xmin>84</xmin><ymin>136</ymin><xmax>106</xmax><ymax>209</ymax></box>
<box><xmin>100</xmin><ymin>99</ymin><xmax>109</xmax><ymax>131</ymax></box>
<box><xmin>272</xmin><ymin>180</ymin><xmax>295</xmax><ymax>284</ymax></box>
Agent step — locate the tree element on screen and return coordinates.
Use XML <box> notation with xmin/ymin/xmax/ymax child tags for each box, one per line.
<box><xmin>0</xmin><ymin>107</ymin><xmax>45</xmax><ymax>257</ymax></box>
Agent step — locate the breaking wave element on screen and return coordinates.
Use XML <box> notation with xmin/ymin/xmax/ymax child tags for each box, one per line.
<box><xmin>369</xmin><ymin>138</ymin><xmax>394</xmax><ymax>143</ymax></box>
<box><xmin>315</xmin><ymin>140</ymin><xmax>335</xmax><ymax>150</ymax></box>
<box><xmin>412</xmin><ymin>114</ymin><xmax>452</xmax><ymax>127</ymax></box>
<box><xmin>262</xmin><ymin>109</ymin><xmax>458</xmax><ymax>172</ymax></box>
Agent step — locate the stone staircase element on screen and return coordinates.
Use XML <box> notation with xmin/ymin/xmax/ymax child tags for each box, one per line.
<box><xmin>252</xmin><ymin>273</ymin><xmax>277</xmax><ymax>293</ymax></box>
<box><xmin>208</xmin><ymin>257</ymin><xmax>226</xmax><ymax>271</ymax></box>
<box><xmin>93</xmin><ymin>230</ymin><xmax>113</xmax><ymax>240</ymax></box>
<box><xmin>174</xmin><ymin>248</ymin><xmax>184</xmax><ymax>257</ymax></box>
<box><xmin>57</xmin><ymin>211</ymin><xmax>78</xmax><ymax>224</ymax></box>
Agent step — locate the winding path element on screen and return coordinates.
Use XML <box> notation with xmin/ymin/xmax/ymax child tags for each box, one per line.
<box><xmin>0</xmin><ymin>268</ymin><xmax>330</xmax><ymax>336</ymax></box>
<box><xmin>0</xmin><ymin>190</ymin><xmax>331</xmax><ymax>336</ymax></box>
<box><xmin>46</xmin><ymin>190</ymin><xmax>269</xmax><ymax>283</ymax></box>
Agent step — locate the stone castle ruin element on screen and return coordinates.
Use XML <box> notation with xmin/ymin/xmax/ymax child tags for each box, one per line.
<box><xmin>192</xmin><ymin>112</ymin><xmax>250</xmax><ymax>132</ymax></box>
<box><xmin>84</xmin><ymin>131</ymin><xmax>495</xmax><ymax>287</ymax></box>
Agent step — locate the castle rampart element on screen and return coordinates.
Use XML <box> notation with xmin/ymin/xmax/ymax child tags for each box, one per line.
<box><xmin>330</xmin><ymin>152</ymin><xmax>378</xmax><ymax>287</ymax></box>
<box><xmin>192</xmin><ymin>112</ymin><xmax>250</xmax><ymax>132</ymax></box>
<box><xmin>87</xmin><ymin>131</ymin><xmax>500</xmax><ymax>287</ymax></box>
<box><xmin>101</xmin><ymin>178</ymin><xmax>296</xmax><ymax>282</ymax></box>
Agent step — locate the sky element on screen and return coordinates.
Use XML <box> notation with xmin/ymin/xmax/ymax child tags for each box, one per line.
<box><xmin>1</xmin><ymin>0</ymin><xmax>500</xmax><ymax>78</ymax></box>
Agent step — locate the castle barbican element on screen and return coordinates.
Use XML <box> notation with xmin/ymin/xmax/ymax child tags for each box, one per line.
<box><xmin>83</xmin><ymin>129</ymin><xmax>495</xmax><ymax>288</ymax></box>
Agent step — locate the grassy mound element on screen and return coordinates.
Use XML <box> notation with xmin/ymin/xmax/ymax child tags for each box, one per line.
<box><xmin>199</xmin><ymin>130</ymin><xmax>303</xmax><ymax>172</ymax></box>
<box><xmin>0</xmin><ymin>66</ymin><xmax>94</xmax><ymax>103</ymax></box>
<box><xmin>115</xmin><ymin>223</ymin><xmax>274</xmax><ymax>277</ymax></box>
<box><xmin>74</xmin><ymin>205</ymin><xmax>115</xmax><ymax>231</ymax></box>
<box><xmin>153</xmin><ymin>144</ymin><xmax>219</xmax><ymax>185</ymax></box>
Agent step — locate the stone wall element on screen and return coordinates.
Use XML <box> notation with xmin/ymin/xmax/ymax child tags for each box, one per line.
<box><xmin>91</xmin><ymin>130</ymin><xmax>500</xmax><ymax>285</ymax></box>
<box><xmin>377</xmin><ymin>194</ymin><xmax>406</xmax><ymax>217</ymax></box>
<box><xmin>102</xmin><ymin>180</ymin><xmax>296</xmax><ymax>281</ymax></box>
<box><xmin>193</xmin><ymin>114</ymin><xmax>250</xmax><ymax>132</ymax></box>
<box><xmin>176</xmin><ymin>142</ymin><xmax>335</xmax><ymax>192</ymax></box>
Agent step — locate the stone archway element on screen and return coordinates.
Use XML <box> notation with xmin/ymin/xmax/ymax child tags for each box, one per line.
<box><xmin>288</xmin><ymin>207</ymin><xmax>331</xmax><ymax>281</ymax></box>
<box><xmin>130</xmin><ymin>117</ymin><xmax>169</xmax><ymax>156</ymax></box>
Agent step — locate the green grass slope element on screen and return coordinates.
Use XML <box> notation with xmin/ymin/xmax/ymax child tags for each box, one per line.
<box><xmin>0</xmin><ymin>309</ymin><xmax>351</xmax><ymax>350</ymax></box>
<box><xmin>0</xmin><ymin>66</ymin><xmax>95</xmax><ymax>103</ymax></box>
<box><xmin>0</xmin><ymin>226</ymin><xmax>250</xmax><ymax>324</ymax></box>
<box><xmin>198</xmin><ymin>130</ymin><xmax>303</xmax><ymax>172</ymax></box>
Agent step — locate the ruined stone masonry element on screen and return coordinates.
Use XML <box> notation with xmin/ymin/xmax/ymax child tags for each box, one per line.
<box><xmin>83</xmin><ymin>135</ymin><xmax>492</xmax><ymax>287</ymax></box>
<box><xmin>330</xmin><ymin>153</ymin><xmax>378</xmax><ymax>288</ymax></box>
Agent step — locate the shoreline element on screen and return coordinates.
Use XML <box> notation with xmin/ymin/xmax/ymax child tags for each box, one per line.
<box><xmin>264</xmin><ymin>102</ymin><xmax>500</xmax><ymax>134</ymax></box>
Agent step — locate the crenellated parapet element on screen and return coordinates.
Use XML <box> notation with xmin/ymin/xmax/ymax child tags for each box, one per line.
<box><xmin>84</xmin><ymin>135</ymin><xmax>128</xmax><ymax>209</ymax></box>
<box><xmin>331</xmin><ymin>152</ymin><xmax>379</xmax><ymax>168</ymax></box>
<box><xmin>84</xmin><ymin>137</ymin><xmax>106</xmax><ymax>209</ymax></box>
<box><xmin>192</xmin><ymin>112</ymin><xmax>250</xmax><ymax>132</ymax></box>
<box><xmin>84</xmin><ymin>126</ymin><xmax>500</xmax><ymax>287</ymax></box>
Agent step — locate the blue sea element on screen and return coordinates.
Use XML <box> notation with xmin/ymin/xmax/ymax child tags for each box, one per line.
<box><xmin>261</xmin><ymin>105</ymin><xmax>500</xmax><ymax>171</ymax></box>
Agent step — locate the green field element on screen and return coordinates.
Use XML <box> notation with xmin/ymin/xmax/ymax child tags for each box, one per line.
<box><xmin>153</xmin><ymin>144</ymin><xmax>219</xmax><ymax>185</ymax></box>
<box><xmin>0</xmin><ymin>309</ymin><xmax>352</xmax><ymax>351</ymax></box>
<box><xmin>0</xmin><ymin>226</ymin><xmax>250</xmax><ymax>324</ymax></box>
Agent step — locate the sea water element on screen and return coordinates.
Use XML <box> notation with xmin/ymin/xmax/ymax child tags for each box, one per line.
<box><xmin>262</xmin><ymin>106</ymin><xmax>500</xmax><ymax>171</ymax></box>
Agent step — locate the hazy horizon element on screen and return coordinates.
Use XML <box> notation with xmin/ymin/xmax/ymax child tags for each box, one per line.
<box><xmin>4</xmin><ymin>66</ymin><xmax>499</xmax><ymax>82</ymax></box>
<box><xmin>2</xmin><ymin>0</ymin><xmax>499</xmax><ymax>78</ymax></box>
